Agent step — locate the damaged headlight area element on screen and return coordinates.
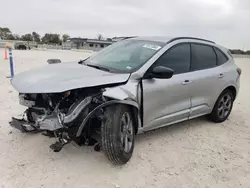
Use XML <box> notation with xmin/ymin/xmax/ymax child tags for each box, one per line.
<box><xmin>10</xmin><ymin>88</ymin><xmax>108</xmax><ymax>152</ymax></box>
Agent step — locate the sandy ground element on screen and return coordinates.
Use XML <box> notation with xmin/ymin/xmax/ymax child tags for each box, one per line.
<box><xmin>0</xmin><ymin>49</ymin><xmax>250</xmax><ymax>188</ymax></box>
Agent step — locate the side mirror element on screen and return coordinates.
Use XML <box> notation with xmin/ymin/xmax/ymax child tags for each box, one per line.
<box><xmin>145</xmin><ymin>66</ymin><xmax>174</xmax><ymax>79</ymax></box>
<box><xmin>47</xmin><ymin>59</ymin><xmax>61</xmax><ymax>64</ymax></box>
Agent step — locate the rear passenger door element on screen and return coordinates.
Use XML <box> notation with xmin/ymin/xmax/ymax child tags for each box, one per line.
<box><xmin>188</xmin><ymin>43</ymin><xmax>227</xmax><ymax>119</ymax></box>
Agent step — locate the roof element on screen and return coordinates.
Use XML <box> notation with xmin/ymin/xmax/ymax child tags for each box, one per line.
<box><xmin>130</xmin><ymin>36</ymin><xmax>172</xmax><ymax>43</ymax></box>
<box><xmin>130</xmin><ymin>36</ymin><xmax>215</xmax><ymax>44</ymax></box>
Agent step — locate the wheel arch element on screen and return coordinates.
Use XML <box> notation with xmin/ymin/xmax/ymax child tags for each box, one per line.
<box><xmin>128</xmin><ymin>105</ymin><xmax>140</xmax><ymax>134</ymax></box>
<box><xmin>208</xmin><ymin>85</ymin><xmax>236</xmax><ymax>123</ymax></box>
<box><xmin>76</xmin><ymin>99</ymin><xmax>141</xmax><ymax>137</ymax></box>
<box><xmin>210</xmin><ymin>84</ymin><xmax>237</xmax><ymax>113</ymax></box>
<box><xmin>225</xmin><ymin>85</ymin><xmax>237</xmax><ymax>101</ymax></box>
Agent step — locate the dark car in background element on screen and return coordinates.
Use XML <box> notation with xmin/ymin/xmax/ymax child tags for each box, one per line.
<box><xmin>14</xmin><ymin>42</ymin><xmax>30</xmax><ymax>50</ymax></box>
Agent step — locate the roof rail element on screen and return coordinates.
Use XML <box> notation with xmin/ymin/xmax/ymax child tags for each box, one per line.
<box><xmin>167</xmin><ymin>37</ymin><xmax>215</xmax><ymax>44</ymax></box>
<box><xmin>122</xmin><ymin>36</ymin><xmax>137</xmax><ymax>40</ymax></box>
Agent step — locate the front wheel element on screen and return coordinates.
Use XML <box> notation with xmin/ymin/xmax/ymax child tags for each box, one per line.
<box><xmin>101</xmin><ymin>104</ymin><xmax>135</xmax><ymax>165</ymax></box>
<box><xmin>208</xmin><ymin>89</ymin><xmax>234</xmax><ymax>123</ymax></box>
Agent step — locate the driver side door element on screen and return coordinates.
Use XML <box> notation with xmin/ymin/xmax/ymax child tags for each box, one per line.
<box><xmin>142</xmin><ymin>43</ymin><xmax>192</xmax><ymax>131</ymax></box>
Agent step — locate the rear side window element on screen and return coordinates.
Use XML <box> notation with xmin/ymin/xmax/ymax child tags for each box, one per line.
<box><xmin>214</xmin><ymin>48</ymin><xmax>228</xmax><ymax>65</ymax></box>
<box><xmin>154</xmin><ymin>43</ymin><xmax>190</xmax><ymax>74</ymax></box>
<box><xmin>191</xmin><ymin>44</ymin><xmax>216</xmax><ymax>71</ymax></box>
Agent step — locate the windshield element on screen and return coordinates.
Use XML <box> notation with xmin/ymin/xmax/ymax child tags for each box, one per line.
<box><xmin>84</xmin><ymin>39</ymin><xmax>165</xmax><ymax>73</ymax></box>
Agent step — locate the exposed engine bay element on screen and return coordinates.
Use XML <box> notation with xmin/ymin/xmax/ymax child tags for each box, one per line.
<box><xmin>10</xmin><ymin>86</ymin><xmax>135</xmax><ymax>152</ymax></box>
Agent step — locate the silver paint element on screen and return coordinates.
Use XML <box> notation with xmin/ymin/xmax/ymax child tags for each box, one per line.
<box><xmin>11</xmin><ymin>62</ymin><xmax>130</xmax><ymax>93</ymax></box>
<box><xmin>11</xmin><ymin>37</ymin><xmax>240</xmax><ymax>134</ymax></box>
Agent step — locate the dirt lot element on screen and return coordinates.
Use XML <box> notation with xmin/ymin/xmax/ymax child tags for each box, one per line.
<box><xmin>0</xmin><ymin>49</ymin><xmax>250</xmax><ymax>188</ymax></box>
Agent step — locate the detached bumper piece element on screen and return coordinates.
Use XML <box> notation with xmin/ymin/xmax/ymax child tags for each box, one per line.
<box><xmin>10</xmin><ymin>116</ymin><xmax>71</xmax><ymax>152</ymax></box>
<box><xmin>9</xmin><ymin>117</ymin><xmax>39</xmax><ymax>133</ymax></box>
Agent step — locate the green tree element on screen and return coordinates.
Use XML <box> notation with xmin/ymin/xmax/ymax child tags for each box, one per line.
<box><xmin>0</xmin><ymin>27</ymin><xmax>12</xmax><ymax>39</ymax></box>
<box><xmin>41</xmin><ymin>33</ymin><xmax>61</xmax><ymax>44</ymax></box>
<box><xmin>6</xmin><ymin>34</ymin><xmax>16</xmax><ymax>40</ymax></box>
<box><xmin>21</xmin><ymin>33</ymin><xmax>33</xmax><ymax>41</ymax></box>
<box><xmin>62</xmin><ymin>34</ymin><xmax>70</xmax><ymax>42</ymax></box>
<box><xmin>32</xmin><ymin>32</ymin><xmax>40</xmax><ymax>42</ymax></box>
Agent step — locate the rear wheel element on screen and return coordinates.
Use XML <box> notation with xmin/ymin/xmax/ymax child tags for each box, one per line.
<box><xmin>209</xmin><ymin>90</ymin><xmax>234</xmax><ymax>123</ymax></box>
<box><xmin>101</xmin><ymin>104</ymin><xmax>135</xmax><ymax>165</ymax></box>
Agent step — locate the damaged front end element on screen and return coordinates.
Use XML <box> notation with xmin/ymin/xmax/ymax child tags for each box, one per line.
<box><xmin>10</xmin><ymin>83</ymin><xmax>141</xmax><ymax>153</ymax></box>
<box><xmin>10</xmin><ymin>88</ymin><xmax>111</xmax><ymax>152</ymax></box>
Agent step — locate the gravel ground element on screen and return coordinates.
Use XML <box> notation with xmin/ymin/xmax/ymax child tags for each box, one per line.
<box><xmin>0</xmin><ymin>49</ymin><xmax>250</xmax><ymax>188</ymax></box>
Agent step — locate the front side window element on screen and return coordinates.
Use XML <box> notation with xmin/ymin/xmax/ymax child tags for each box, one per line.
<box><xmin>153</xmin><ymin>43</ymin><xmax>191</xmax><ymax>74</ymax></box>
<box><xmin>191</xmin><ymin>44</ymin><xmax>216</xmax><ymax>71</ymax></box>
<box><xmin>85</xmin><ymin>40</ymin><xmax>165</xmax><ymax>73</ymax></box>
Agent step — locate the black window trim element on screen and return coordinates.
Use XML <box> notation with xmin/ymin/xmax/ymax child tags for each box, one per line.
<box><xmin>212</xmin><ymin>47</ymin><xmax>219</xmax><ymax>66</ymax></box>
<box><xmin>145</xmin><ymin>42</ymin><xmax>192</xmax><ymax>76</ymax></box>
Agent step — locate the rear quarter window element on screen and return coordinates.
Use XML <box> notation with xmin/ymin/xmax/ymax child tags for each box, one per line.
<box><xmin>214</xmin><ymin>48</ymin><xmax>229</xmax><ymax>65</ymax></box>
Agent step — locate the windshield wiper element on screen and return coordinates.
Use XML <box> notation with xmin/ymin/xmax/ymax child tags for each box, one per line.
<box><xmin>78</xmin><ymin>58</ymin><xmax>110</xmax><ymax>72</ymax></box>
<box><xmin>78</xmin><ymin>57</ymin><xmax>90</xmax><ymax>65</ymax></box>
<box><xmin>86</xmin><ymin>64</ymin><xmax>110</xmax><ymax>72</ymax></box>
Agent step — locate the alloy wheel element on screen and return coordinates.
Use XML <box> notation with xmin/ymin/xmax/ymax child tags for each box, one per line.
<box><xmin>218</xmin><ymin>94</ymin><xmax>232</xmax><ymax>119</ymax></box>
<box><xmin>120</xmin><ymin>112</ymin><xmax>133</xmax><ymax>153</ymax></box>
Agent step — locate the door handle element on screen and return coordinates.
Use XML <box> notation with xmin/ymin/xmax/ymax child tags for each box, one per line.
<box><xmin>182</xmin><ymin>80</ymin><xmax>192</xmax><ymax>85</ymax></box>
<box><xmin>218</xmin><ymin>73</ymin><xmax>224</xmax><ymax>78</ymax></box>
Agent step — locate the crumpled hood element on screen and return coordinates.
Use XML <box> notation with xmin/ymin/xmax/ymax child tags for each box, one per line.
<box><xmin>11</xmin><ymin>62</ymin><xmax>130</xmax><ymax>93</ymax></box>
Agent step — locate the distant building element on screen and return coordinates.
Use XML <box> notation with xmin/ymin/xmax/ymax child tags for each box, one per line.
<box><xmin>63</xmin><ymin>38</ymin><xmax>114</xmax><ymax>51</ymax></box>
<box><xmin>63</xmin><ymin>36</ymin><xmax>136</xmax><ymax>51</ymax></box>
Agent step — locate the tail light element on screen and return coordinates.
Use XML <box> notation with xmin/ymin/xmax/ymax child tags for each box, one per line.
<box><xmin>237</xmin><ymin>68</ymin><xmax>242</xmax><ymax>76</ymax></box>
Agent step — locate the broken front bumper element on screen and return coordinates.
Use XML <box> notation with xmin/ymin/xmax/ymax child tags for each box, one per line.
<box><xmin>10</xmin><ymin>116</ymin><xmax>38</xmax><ymax>132</ymax></box>
<box><xmin>9</xmin><ymin>110</ymin><xmax>71</xmax><ymax>152</ymax></box>
<box><xmin>9</xmin><ymin>107</ymin><xmax>63</xmax><ymax>133</ymax></box>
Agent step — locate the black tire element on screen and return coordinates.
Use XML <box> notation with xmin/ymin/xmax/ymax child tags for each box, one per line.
<box><xmin>208</xmin><ymin>89</ymin><xmax>234</xmax><ymax>123</ymax></box>
<box><xmin>101</xmin><ymin>104</ymin><xmax>135</xmax><ymax>165</ymax></box>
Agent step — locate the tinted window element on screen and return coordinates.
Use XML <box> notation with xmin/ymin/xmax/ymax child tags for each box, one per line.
<box><xmin>154</xmin><ymin>44</ymin><xmax>190</xmax><ymax>74</ymax></box>
<box><xmin>191</xmin><ymin>44</ymin><xmax>216</xmax><ymax>71</ymax></box>
<box><xmin>214</xmin><ymin>48</ymin><xmax>228</xmax><ymax>65</ymax></box>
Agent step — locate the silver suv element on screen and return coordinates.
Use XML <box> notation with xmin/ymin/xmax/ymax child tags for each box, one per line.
<box><xmin>10</xmin><ymin>37</ymin><xmax>241</xmax><ymax>165</ymax></box>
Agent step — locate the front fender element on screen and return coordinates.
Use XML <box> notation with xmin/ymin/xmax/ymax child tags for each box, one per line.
<box><xmin>103</xmin><ymin>85</ymin><xmax>137</xmax><ymax>101</ymax></box>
